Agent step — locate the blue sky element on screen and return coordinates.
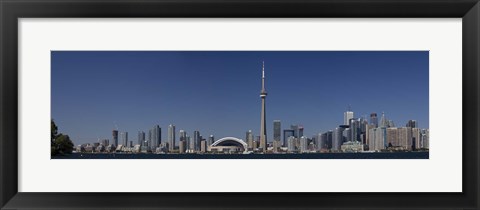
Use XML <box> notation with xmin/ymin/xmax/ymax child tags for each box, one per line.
<box><xmin>51</xmin><ymin>51</ymin><xmax>429</xmax><ymax>145</ymax></box>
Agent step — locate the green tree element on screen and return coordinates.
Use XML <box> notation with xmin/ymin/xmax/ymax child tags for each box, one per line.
<box><xmin>51</xmin><ymin>120</ymin><xmax>58</xmax><ymax>141</ymax></box>
<box><xmin>51</xmin><ymin>119</ymin><xmax>74</xmax><ymax>155</ymax></box>
<box><xmin>51</xmin><ymin>120</ymin><xmax>58</xmax><ymax>155</ymax></box>
<box><xmin>54</xmin><ymin>134</ymin><xmax>74</xmax><ymax>155</ymax></box>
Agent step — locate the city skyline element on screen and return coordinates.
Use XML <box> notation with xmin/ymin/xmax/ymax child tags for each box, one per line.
<box><xmin>52</xmin><ymin>51</ymin><xmax>429</xmax><ymax>146</ymax></box>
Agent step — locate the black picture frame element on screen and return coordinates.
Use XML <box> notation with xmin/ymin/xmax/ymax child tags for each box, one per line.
<box><xmin>1</xmin><ymin>0</ymin><xmax>479</xmax><ymax>209</ymax></box>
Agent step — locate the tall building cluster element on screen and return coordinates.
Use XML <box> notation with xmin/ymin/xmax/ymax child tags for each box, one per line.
<box><xmin>239</xmin><ymin>110</ymin><xmax>428</xmax><ymax>154</ymax></box>
<box><xmin>75</xmin><ymin>61</ymin><xmax>428</xmax><ymax>155</ymax></box>
<box><xmin>76</xmin><ymin>123</ymin><xmax>221</xmax><ymax>154</ymax></box>
<box><xmin>245</xmin><ymin>107</ymin><xmax>428</xmax><ymax>154</ymax></box>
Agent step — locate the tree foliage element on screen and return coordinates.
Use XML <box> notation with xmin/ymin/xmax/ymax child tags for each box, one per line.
<box><xmin>51</xmin><ymin>119</ymin><xmax>74</xmax><ymax>155</ymax></box>
<box><xmin>51</xmin><ymin>120</ymin><xmax>58</xmax><ymax>141</ymax></box>
<box><xmin>54</xmin><ymin>134</ymin><xmax>74</xmax><ymax>155</ymax></box>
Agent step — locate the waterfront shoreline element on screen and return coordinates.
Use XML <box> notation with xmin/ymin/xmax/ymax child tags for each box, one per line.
<box><xmin>52</xmin><ymin>151</ymin><xmax>429</xmax><ymax>159</ymax></box>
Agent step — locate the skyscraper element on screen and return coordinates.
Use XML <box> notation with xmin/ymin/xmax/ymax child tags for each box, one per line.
<box><xmin>406</xmin><ymin>120</ymin><xmax>417</xmax><ymax>128</ymax></box>
<box><xmin>246</xmin><ymin>130</ymin><xmax>254</xmax><ymax>150</ymax></box>
<box><xmin>360</xmin><ymin>117</ymin><xmax>369</xmax><ymax>144</ymax></box>
<box><xmin>193</xmin><ymin>130</ymin><xmax>201</xmax><ymax>151</ymax></box>
<box><xmin>179</xmin><ymin>140</ymin><xmax>186</xmax><ymax>154</ymax></box>
<box><xmin>344</xmin><ymin>106</ymin><xmax>354</xmax><ymax>125</ymax></box>
<box><xmin>290</xmin><ymin>124</ymin><xmax>304</xmax><ymax>139</ymax></box>
<box><xmin>379</xmin><ymin>112</ymin><xmax>388</xmax><ymax>128</ymax></box>
<box><xmin>148</xmin><ymin>130</ymin><xmax>152</xmax><ymax>147</ymax></box>
<box><xmin>287</xmin><ymin>136</ymin><xmax>296</xmax><ymax>153</ymax></box>
<box><xmin>333</xmin><ymin>126</ymin><xmax>345</xmax><ymax>151</ymax></box>
<box><xmin>367</xmin><ymin>128</ymin><xmax>375</xmax><ymax>151</ymax></box>
<box><xmin>316</xmin><ymin>133</ymin><xmax>326</xmax><ymax>151</ymax></box>
<box><xmin>120</xmin><ymin>131</ymin><xmax>128</xmax><ymax>147</ymax></box>
<box><xmin>273</xmin><ymin>120</ymin><xmax>281</xmax><ymax>143</ymax></box>
<box><xmin>187</xmin><ymin>135</ymin><xmax>194</xmax><ymax>151</ymax></box>
<box><xmin>349</xmin><ymin>118</ymin><xmax>361</xmax><ymax>142</ymax></box>
<box><xmin>137</xmin><ymin>131</ymin><xmax>145</xmax><ymax>146</ymax></box>
<box><xmin>386</xmin><ymin>127</ymin><xmax>398</xmax><ymax>147</ymax></box>
<box><xmin>259</xmin><ymin>61</ymin><xmax>268</xmax><ymax>151</ymax></box>
<box><xmin>290</xmin><ymin>125</ymin><xmax>298</xmax><ymax>136</ymax></box>
<box><xmin>369</xmin><ymin>127</ymin><xmax>387</xmax><ymax>151</ymax></box>
<box><xmin>283</xmin><ymin>129</ymin><xmax>295</xmax><ymax>147</ymax></box>
<box><xmin>101</xmin><ymin>139</ymin><xmax>109</xmax><ymax>147</ymax></box>
<box><xmin>387</xmin><ymin>120</ymin><xmax>395</xmax><ymax>127</ymax></box>
<box><xmin>291</xmin><ymin>125</ymin><xmax>304</xmax><ymax>148</ymax></box>
<box><xmin>151</xmin><ymin>125</ymin><xmax>161</xmax><ymax>150</ymax></box>
<box><xmin>168</xmin><ymin>124</ymin><xmax>175</xmax><ymax>151</ymax></box>
<box><xmin>365</xmin><ymin>124</ymin><xmax>375</xmax><ymax>147</ymax></box>
<box><xmin>179</xmin><ymin>130</ymin><xmax>187</xmax><ymax>152</ymax></box>
<box><xmin>420</xmin><ymin>129</ymin><xmax>429</xmax><ymax>149</ymax></box>
<box><xmin>200</xmin><ymin>140</ymin><xmax>207</xmax><ymax>153</ymax></box>
<box><xmin>397</xmin><ymin>127</ymin><xmax>413</xmax><ymax>150</ymax></box>
<box><xmin>370</xmin><ymin>113</ymin><xmax>378</xmax><ymax>128</ymax></box>
<box><xmin>300</xmin><ymin>136</ymin><xmax>308</xmax><ymax>153</ymax></box>
<box><xmin>208</xmin><ymin>135</ymin><xmax>214</xmax><ymax>146</ymax></box>
<box><xmin>412</xmin><ymin>127</ymin><xmax>420</xmax><ymax>150</ymax></box>
<box><xmin>112</xmin><ymin>130</ymin><xmax>118</xmax><ymax>146</ymax></box>
<box><xmin>326</xmin><ymin>130</ymin><xmax>333</xmax><ymax>149</ymax></box>
<box><xmin>179</xmin><ymin>130</ymin><xmax>187</xmax><ymax>141</ymax></box>
<box><xmin>298</xmin><ymin>126</ymin><xmax>304</xmax><ymax>139</ymax></box>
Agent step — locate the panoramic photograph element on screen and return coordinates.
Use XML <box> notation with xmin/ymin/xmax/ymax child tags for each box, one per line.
<box><xmin>51</xmin><ymin>51</ymin><xmax>429</xmax><ymax>159</ymax></box>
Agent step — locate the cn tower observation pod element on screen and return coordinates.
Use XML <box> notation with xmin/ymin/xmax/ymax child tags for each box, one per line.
<box><xmin>210</xmin><ymin>137</ymin><xmax>248</xmax><ymax>153</ymax></box>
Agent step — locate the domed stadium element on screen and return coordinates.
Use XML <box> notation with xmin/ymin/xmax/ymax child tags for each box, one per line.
<box><xmin>209</xmin><ymin>137</ymin><xmax>248</xmax><ymax>154</ymax></box>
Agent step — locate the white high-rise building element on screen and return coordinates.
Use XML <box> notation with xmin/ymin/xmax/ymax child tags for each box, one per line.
<box><xmin>421</xmin><ymin>129</ymin><xmax>429</xmax><ymax>149</ymax></box>
<box><xmin>287</xmin><ymin>136</ymin><xmax>296</xmax><ymax>153</ymax></box>
<box><xmin>375</xmin><ymin>127</ymin><xmax>387</xmax><ymax>151</ymax></box>
<box><xmin>369</xmin><ymin>127</ymin><xmax>387</xmax><ymax>151</ymax></box>
<box><xmin>246</xmin><ymin>130</ymin><xmax>254</xmax><ymax>150</ymax></box>
<box><xmin>299</xmin><ymin>136</ymin><xmax>308</xmax><ymax>153</ymax></box>
<box><xmin>344</xmin><ymin>107</ymin><xmax>354</xmax><ymax>125</ymax></box>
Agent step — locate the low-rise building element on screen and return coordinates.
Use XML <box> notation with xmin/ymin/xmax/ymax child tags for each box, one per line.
<box><xmin>341</xmin><ymin>141</ymin><xmax>364</xmax><ymax>153</ymax></box>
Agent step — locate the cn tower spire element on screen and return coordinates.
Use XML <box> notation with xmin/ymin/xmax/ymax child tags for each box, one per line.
<box><xmin>262</xmin><ymin>61</ymin><xmax>265</xmax><ymax>77</ymax></box>
<box><xmin>260</xmin><ymin>61</ymin><xmax>268</xmax><ymax>152</ymax></box>
<box><xmin>262</xmin><ymin>61</ymin><xmax>266</xmax><ymax>90</ymax></box>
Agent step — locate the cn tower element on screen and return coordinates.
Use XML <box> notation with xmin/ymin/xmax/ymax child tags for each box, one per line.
<box><xmin>259</xmin><ymin>61</ymin><xmax>267</xmax><ymax>151</ymax></box>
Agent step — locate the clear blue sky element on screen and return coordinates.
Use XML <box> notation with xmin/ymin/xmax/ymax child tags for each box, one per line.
<box><xmin>51</xmin><ymin>51</ymin><xmax>429</xmax><ymax>145</ymax></box>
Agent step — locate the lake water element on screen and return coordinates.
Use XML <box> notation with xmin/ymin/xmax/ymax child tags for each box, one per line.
<box><xmin>52</xmin><ymin>152</ymin><xmax>428</xmax><ymax>159</ymax></box>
